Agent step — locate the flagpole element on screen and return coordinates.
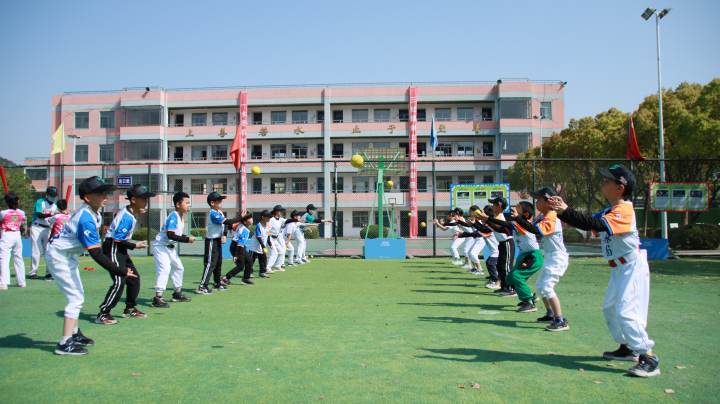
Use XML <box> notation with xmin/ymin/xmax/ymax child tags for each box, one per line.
<box><xmin>430</xmin><ymin>114</ymin><xmax>437</xmax><ymax>256</ymax></box>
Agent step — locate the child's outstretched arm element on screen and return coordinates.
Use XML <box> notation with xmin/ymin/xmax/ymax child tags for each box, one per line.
<box><xmin>549</xmin><ymin>196</ymin><xmax>608</xmax><ymax>233</ymax></box>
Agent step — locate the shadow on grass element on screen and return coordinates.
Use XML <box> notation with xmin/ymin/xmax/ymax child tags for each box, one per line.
<box><xmin>650</xmin><ymin>259</ymin><xmax>720</xmax><ymax>278</ymax></box>
<box><xmin>418</xmin><ymin>316</ymin><xmax>539</xmax><ymax>329</ymax></box>
<box><xmin>416</xmin><ymin>347</ymin><xmax>625</xmax><ymax>374</ymax></box>
<box><xmin>425</xmin><ymin>276</ymin><xmax>481</xmax><ymax>281</ymax></box>
<box><xmin>0</xmin><ymin>333</ymin><xmax>56</xmax><ymax>353</ymax></box>
<box><xmin>398</xmin><ymin>302</ymin><xmax>512</xmax><ymax>310</ymax></box>
<box><xmin>421</xmin><ymin>283</ymin><xmax>481</xmax><ymax>288</ymax></box>
<box><xmin>55</xmin><ymin>311</ymin><xmax>96</xmax><ymax>324</ymax></box>
<box><xmin>411</xmin><ymin>289</ymin><xmax>481</xmax><ymax>295</ymax></box>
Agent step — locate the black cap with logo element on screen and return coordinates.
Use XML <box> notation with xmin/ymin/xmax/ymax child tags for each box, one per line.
<box><xmin>529</xmin><ymin>187</ymin><xmax>559</xmax><ymax>200</ymax></box>
<box><xmin>45</xmin><ymin>186</ymin><xmax>58</xmax><ymax>198</ymax></box>
<box><xmin>206</xmin><ymin>192</ymin><xmax>227</xmax><ymax>205</ymax></box>
<box><xmin>126</xmin><ymin>184</ymin><xmax>156</xmax><ymax>199</ymax></box>
<box><xmin>599</xmin><ymin>164</ymin><xmax>635</xmax><ymax>188</ymax></box>
<box><xmin>79</xmin><ymin>176</ymin><xmax>115</xmax><ymax>198</ymax></box>
<box><xmin>488</xmin><ymin>196</ymin><xmax>508</xmax><ymax>209</ymax></box>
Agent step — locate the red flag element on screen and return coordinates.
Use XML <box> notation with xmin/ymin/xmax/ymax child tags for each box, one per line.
<box><xmin>626</xmin><ymin>113</ymin><xmax>645</xmax><ymax>161</ymax></box>
<box><xmin>230</xmin><ymin>123</ymin><xmax>242</xmax><ymax>170</ymax></box>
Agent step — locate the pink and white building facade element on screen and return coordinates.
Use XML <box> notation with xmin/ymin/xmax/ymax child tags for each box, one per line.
<box><xmin>25</xmin><ymin>80</ymin><xmax>565</xmax><ymax>238</ymax></box>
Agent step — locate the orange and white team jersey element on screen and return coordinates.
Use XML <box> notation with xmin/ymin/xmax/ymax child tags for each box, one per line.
<box><xmin>592</xmin><ymin>200</ymin><xmax>640</xmax><ymax>260</ymax></box>
<box><xmin>533</xmin><ymin>211</ymin><xmax>567</xmax><ymax>255</ymax></box>
<box><xmin>511</xmin><ymin>221</ymin><xmax>539</xmax><ymax>253</ymax></box>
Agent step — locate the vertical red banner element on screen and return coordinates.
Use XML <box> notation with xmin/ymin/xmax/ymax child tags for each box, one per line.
<box><xmin>239</xmin><ymin>91</ymin><xmax>249</xmax><ymax>213</ymax></box>
<box><xmin>408</xmin><ymin>87</ymin><xmax>418</xmax><ymax>238</ymax></box>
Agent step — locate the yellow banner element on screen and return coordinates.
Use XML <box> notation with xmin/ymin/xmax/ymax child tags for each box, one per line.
<box><xmin>51</xmin><ymin>123</ymin><xmax>64</xmax><ymax>154</ymax></box>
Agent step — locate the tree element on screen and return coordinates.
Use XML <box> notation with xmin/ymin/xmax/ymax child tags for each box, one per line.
<box><xmin>0</xmin><ymin>157</ymin><xmax>39</xmax><ymax>220</ymax></box>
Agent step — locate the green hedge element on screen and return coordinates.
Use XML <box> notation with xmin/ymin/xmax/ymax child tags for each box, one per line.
<box><xmin>666</xmin><ymin>224</ymin><xmax>720</xmax><ymax>250</ymax></box>
<box><xmin>562</xmin><ymin>227</ymin><xmax>586</xmax><ymax>243</ymax></box>
<box><xmin>360</xmin><ymin>224</ymin><xmax>389</xmax><ymax>239</ymax></box>
<box><xmin>131</xmin><ymin>228</ymin><xmax>159</xmax><ymax>241</ymax></box>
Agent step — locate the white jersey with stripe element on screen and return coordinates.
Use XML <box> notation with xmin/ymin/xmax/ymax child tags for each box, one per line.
<box><xmin>534</xmin><ymin>211</ymin><xmax>567</xmax><ymax>255</ymax></box>
<box><xmin>49</xmin><ymin>203</ymin><xmax>102</xmax><ymax>255</ymax></box>
<box><xmin>593</xmin><ymin>200</ymin><xmax>640</xmax><ymax>260</ymax></box>
<box><xmin>155</xmin><ymin>211</ymin><xmax>185</xmax><ymax>246</ymax></box>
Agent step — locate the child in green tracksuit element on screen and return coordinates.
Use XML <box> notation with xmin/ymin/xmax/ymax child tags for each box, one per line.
<box><xmin>477</xmin><ymin>201</ymin><xmax>543</xmax><ymax>312</ymax></box>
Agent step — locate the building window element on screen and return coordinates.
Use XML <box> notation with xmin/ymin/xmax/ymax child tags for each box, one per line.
<box><xmin>457</xmin><ymin>142</ymin><xmax>474</xmax><ymax>157</ymax></box>
<box><xmin>100</xmin><ymin>111</ymin><xmax>115</xmax><ymax>128</ymax></box>
<box><xmin>501</xmin><ymin>134</ymin><xmax>531</xmax><ymax>154</ymax></box>
<box><xmin>191</xmin><ymin>145</ymin><xmax>207</xmax><ymax>161</ymax></box>
<box><xmin>251</xmin><ymin>145</ymin><xmax>263</xmax><ymax>159</ymax></box>
<box><xmin>482</xmin><ymin>174</ymin><xmax>495</xmax><ymax>183</ymax></box>
<box><xmin>352</xmin><ymin>109</ymin><xmax>369</xmax><ymax>123</ymax></box>
<box><xmin>173</xmin><ymin>146</ymin><xmax>184</xmax><ymax>161</ymax></box>
<box><xmin>252</xmin><ymin>178</ymin><xmax>262</xmax><ymax>194</ymax></box>
<box><xmin>435</xmin><ymin>108</ymin><xmax>451</xmax><ymax>121</ymax></box>
<box><xmin>352</xmin><ymin>142</ymin><xmax>370</xmax><ymax>155</ymax></box>
<box><xmin>316</xmin><ymin>110</ymin><xmax>324</xmax><ymax>123</ymax></box>
<box><xmin>252</xmin><ymin>112</ymin><xmax>263</xmax><ymax>125</ymax></box>
<box><xmin>211</xmin><ymin>178</ymin><xmax>227</xmax><ymax>193</ymax></box>
<box><xmin>99</xmin><ymin>144</ymin><xmax>115</xmax><ymax>162</ymax></box>
<box><xmin>317</xmin><ymin>177</ymin><xmax>324</xmax><ymax>193</ymax></box>
<box><xmin>270</xmin><ymin>178</ymin><xmax>286</xmax><ymax>194</ymax></box>
<box><xmin>481</xmin><ymin>107</ymin><xmax>493</xmax><ymax>121</ymax></box>
<box><xmin>417</xmin><ymin>109</ymin><xmax>426</xmax><ymax>122</ymax></box>
<box><xmin>457</xmin><ymin>107</ymin><xmax>474</xmax><ymax>121</ymax></box>
<box><xmin>352</xmin><ymin>176</ymin><xmax>372</xmax><ymax>193</ymax></box>
<box><xmin>191</xmin><ymin>179</ymin><xmax>207</xmax><ymax>194</ymax></box>
<box><xmin>458</xmin><ymin>175</ymin><xmax>475</xmax><ymax>185</ymax></box>
<box><xmin>352</xmin><ymin>211</ymin><xmax>369</xmax><ymax>228</ymax></box>
<box><xmin>400</xmin><ymin>176</ymin><xmax>410</xmax><ymax>192</ymax></box>
<box><xmin>126</xmin><ymin>109</ymin><xmax>161</xmax><ymax>126</ymax></box>
<box><xmin>399</xmin><ymin>109</ymin><xmax>409</xmax><ymax>122</ymax></box>
<box><xmin>540</xmin><ymin>101</ymin><xmax>552</xmax><ymax>119</ymax></box>
<box><xmin>291</xmin><ymin>110</ymin><xmax>308</xmax><ymax>124</ymax></box>
<box><xmin>291</xmin><ymin>177</ymin><xmax>308</xmax><ymax>193</ymax></box>
<box><xmin>75</xmin><ymin>112</ymin><xmax>89</xmax><ymax>129</ymax></box>
<box><xmin>127</xmin><ymin>174</ymin><xmax>160</xmax><ymax>191</ymax></box>
<box><xmin>332</xmin><ymin>176</ymin><xmax>344</xmax><ymax>193</ymax></box>
<box><xmin>418</xmin><ymin>176</ymin><xmax>427</xmax><ymax>192</ymax></box>
<box><xmin>124</xmin><ymin>141</ymin><xmax>161</xmax><ymax>160</ymax></box>
<box><xmin>482</xmin><ymin>141</ymin><xmax>494</xmax><ymax>156</ymax></box>
<box><xmin>373</xmin><ymin>109</ymin><xmax>390</xmax><ymax>122</ymax></box>
<box><xmin>332</xmin><ymin>110</ymin><xmax>343</xmax><ymax>123</ymax></box>
<box><xmin>271</xmin><ymin>144</ymin><xmax>287</xmax><ymax>159</ymax></box>
<box><xmin>418</xmin><ymin>142</ymin><xmax>427</xmax><ymax>157</ymax></box>
<box><xmin>211</xmin><ymin>145</ymin><xmax>228</xmax><ymax>160</ymax></box>
<box><xmin>435</xmin><ymin>142</ymin><xmax>452</xmax><ymax>157</ymax></box>
<box><xmin>373</xmin><ymin>142</ymin><xmax>390</xmax><ymax>149</ymax></box>
<box><xmin>500</xmin><ymin>99</ymin><xmax>530</xmax><ymax>119</ymax></box>
<box><xmin>174</xmin><ymin>114</ymin><xmax>185</xmax><ymax>127</ymax></box>
<box><xmin>173</xmin><ymin>179</ymin><xmax>183</xmax><ymax>193</ymax></box>
<box><xmin>191</xmin><ymin>113</ymin><xmax>207</xmax><ymax>126</ymax></box>
<box><xmin>331</xmin><ymin>143</ymin><xmax>344</xmax><ymax>158</ymax></box>
<box><xmin>25</xmin><ymin>168</ymin><xmax>48</xmax><ymax>180</ymax></box>
<box><xmin>436</xmin><ymin>176</ymin><xmax>452</xmax><ymax>192</ymax></box>
<box><xmin>271</xmin><ymin>111</ymin><xmax>287</xmax><ymax>124</ymax></box>
<box><xmin>291</xmin><ymin>143</ymin><xmax>308</xmax><ymax>159</ymax></box>
<box><xmin>317</xmin><ymin>143</ymin><xmax>324</xmax><ymax>159</ymax></box>
<box><xmin>212</xmin><ymin>112</ymin><xmax>228</xmax><ymax>126</ymax></box>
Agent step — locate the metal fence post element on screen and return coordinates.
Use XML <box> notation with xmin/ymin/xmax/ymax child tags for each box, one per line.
<box><xmin>333</xmin><ymin>161</ymin><xmax>338</xmax><ymax>258</ymax></box>
<box><xmin>146</xmin><ymin>163</ymin><xmax>151</xmax><ymax>256</ymax></box>
<box><xmin>431</xmin><ymin>160</ymin><xmax>436</xmax><ymax>257</ymax></box>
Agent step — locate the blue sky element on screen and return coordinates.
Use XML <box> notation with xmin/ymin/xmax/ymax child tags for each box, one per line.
<box><xmin>0</xmin><ymin>0</ymin><xmax>717</xmax><ymax>163</ymax></box>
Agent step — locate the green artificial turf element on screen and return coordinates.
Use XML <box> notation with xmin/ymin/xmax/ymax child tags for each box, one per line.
<box><xmin>1</xmin><ymin>256</ymin><xmax>718</xmax><ymax>403</ymax></box>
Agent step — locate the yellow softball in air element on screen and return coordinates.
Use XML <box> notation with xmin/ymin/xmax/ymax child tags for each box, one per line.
<box><xmin>350</xmin><ymin>154</ymin><xmax>364</xmax><ymax>169</ymax></box>
<box><xmin>407</xmin><ymin>212</ymin><xmax>412</xmax><ymax>217</ymax></box>
<box><xmin>420</xmin><ymin>221</ymin><xmax>427</xmax><ymax>228</ymax></box>
<box><xmin>386</xmin><ymin>180</ymin><xmax>394</xmax><ymax>188</ymax></box>
<box><xmin>251</xmin><ymin>166</ymin><xmax>261</xmax><ymax>175</ymax></box>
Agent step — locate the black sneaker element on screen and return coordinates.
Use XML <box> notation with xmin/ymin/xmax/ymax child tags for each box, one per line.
<box><xmin>498</xmin><ymin>289</ymin><xmax>517</xmax><ymax>298</ymax></box>
<box><xmin>517</xmin><ymin>301</ymin><xmax>537</xmax><ymax>313</ymax></box>
<box><xmin>241</xmin><ymin>279</ymin><xmax>255</xmax><ymax>285</ymax></box>
<box><xmin>123</xmin><ymin>307</ymin><xmax>147</xmax><ymax>318</ymax></box>
<box><xmin>54</xmin><ymin>339</ymin><xmax>88</xmax><ymax>356</ymax></box>
<box><xmin>536</xmin><ymin>314</ymin><xmax>555</xmax><ymax>322</ymax></box>
<box><xmin>602</xmin><ymin>344</ymin><xmax>638</xmax><ymax>361</ymax></box>
<box><xmin>28</xmin><ymin>274</ymin><xmax>39</xmax><ymax>280</ymax></box>
<box><xmin>195</xmin><ymin>286</ymin><xmax>212</xmax><ymax>295</ymax></box>
<box><xmin>214</xmin><ymin>284</ymin><xmax>228</xmax><ymax>291</ymax></box>
<box><xmin>152</xmin><ymin>296</ymin><xmax>170</xmax><ymax>308</ymax></box>
<box><xmin>44</xmin><ymin>273</ymin><xmax>54</xmax><ymax>281</ymax></box>
<box><xmin>627</xmin><ymin>354</ymin><xmax>661</xmax><ymax>377</ymax></box>
<box><xmin>95</xmin><ymin>313</ymin><xmax>118</xmax><ymax>325</ymax></box>
<box><xmin>171</xmin><ymin>292</ymin><xmax>191</xmax><ymax>302</ymax></box>
<box><xmin>546</xmin><ymin>318</ymin><xmax>570</xmax><ymax>332</ymax></box>
<box><xmin>259</xmin><ymin>273</ymin><xmax>270</xmax><ymax>278</ymax></box>
<box><xmin>72</xmin><ymin>329</ymin><xmax>94</xmax><ymax>346</ymax></box>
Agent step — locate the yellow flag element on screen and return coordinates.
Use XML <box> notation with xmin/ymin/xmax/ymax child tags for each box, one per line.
<box><xmin>51</xmin><ymin>123</ymin><xmax>64</xmax><ymax>154</ymax></box>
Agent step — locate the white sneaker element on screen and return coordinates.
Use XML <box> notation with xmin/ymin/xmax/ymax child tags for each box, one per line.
<box><xmin>0</xmin><ymin>284</ymin><xmax>8</xmax><ymax>290</ymax></box>
<box><xmin>462</xmin><ymin>264</ymin><xmax>471</xmax><ymax>270</ymax></box>
<box><xmin>485</xmin><ymin>281</ymin><xmax>500</xmax><ymax>290</ymax></box>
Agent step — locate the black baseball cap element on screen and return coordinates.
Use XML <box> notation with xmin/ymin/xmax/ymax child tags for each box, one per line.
<box><xmin>290</xmin><ymin>210</ymin><xmax>301</xmax><ymax>218</ymax></box>
<box><xmin>599</xmin><ymin>164</ymin><xmax>635</xmax><ymax>187</ymax></box>
<box><xmin>260</xmin><ymin>209</ymin><xmax>272</xmax><ymax>218</ymax></box>
<box><xmin>530</xmin><ymin>187</ymin><xmax>559</xmax><ymax>200</ymax></box>
<box><xmin>79</xmin><ymin>176</ymin><xmax>115</xmax><ymax>198</ymax></box>
<box><xmin>126</xmin><ymin>184</ymin><xmax>156</xmax><ymax>199</ymax></box>
<box><xmin>4</xmin><ymin>192</ymin><xmax>19</xmax><ymax>205</ymax></box>
<box><xmin>272</xmin><ymin>204</ymin><xmax>286</xmax><ymax>213</ymax></box>
<box><xmin>206</xmin><ymin>192</ymin><xmax>227</xmax><ymax>205</ymax></box>
<box><xmin>489</xmin><ymin>196</ymin><xmax>508</xmax><ymax>209</ymax></box>
<box><xmin>45</xmin><ymin>186</ymin><xmax>58</xmax><ymax>197</ymax></box>
<box><xmin>306</xmin><ymin>203</ymin><xmax>317</xmax><ymax>211</ymax></box>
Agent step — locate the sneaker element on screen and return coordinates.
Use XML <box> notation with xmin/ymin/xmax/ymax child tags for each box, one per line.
<box><xmin>123</xmin><ymin>307</ymin><xmax>147</xmax><ymax>318</ymax></box>
<box><xmin>241</xmin><ymin>279</ymin><xmax>255</xmax><ymax>285</ymax></box>
<box><xmin>602</xmin><ymin>344</ymin><xmax>638</xmax><ymax>362</ymax></box>
<box><xmin>214</xmin><ymin>284</ymin><xmax>228</xmax><ymax>291</ymax></box>
<box><xmin>627</xmin><ymin>354</ymin><xmax>661</xmax><ymax>377</ymax></box>
<box><xmin>546</xmin><ymin>319</ymin><xmax>570</xmax><ymax>332</ymax></box>
<box><xmin>286</xmin><ymin>262</ymin><xmax>295</xmax><ymax>267</ymax></box>
<box><xmin>95</xmin><ymin>313</ymin><xmax>118</xmax><ymax>325</ymax></box>
<box><xmin>28</xmin><ymin>274</ymin><xmax>39</xmax><ymax>280</ymax></box>
<box><xmin>152</xmin><ymin>296</ymin><xmax>170</xmax><ymax>308</ymax></box>
<box><xmin>493</xmin><ymin>288</ymin><xmax>505</xmax><ymax>294</ymax></box>
<box><xmin>517</xmin><ymin>301</ymin><xmax>537</xmax><ymax>313</ymax></box>
<box><xmin>274</xmin><ymin>267</ymin><xmax>285</xmax><ymax>272</ymax></box>
<box><xmin>485</xmin><ymin>281</ymin><xmax>501</xmax><ymax>290</ymax></box>
<box><xmin>536</xmin><ymin>314</ymin><xmax>555</xmax><ymax>322</ymax></box>
<box><xmin>195</xmin><ymin>286</ymin><xmax>212</xmax><ymax>295</ymax></box>
<box><xmin>44</xmin><ymin>274</ymin><xmax>54</xmax><ymax>281</ymax></box>
<box><xmin>72</xmin><ymin>329</ymin><xmax>94</xmax><ymax>346</ymax></box>
<box><xmin>259</xmin><ymin>273</ymin><xmax>270</xmax><ymax>278</ymax></box>
<box><xmin>220</xmin><ymin>276</ymin><xmax>231</xmax><ymax>286</ymax></box>
<box><xmin>470</xmin><ymin>270</ymin><xmax>481</xmax><ymax>275</ymax></box>
<box><xmin>171</xmin><ymin>292</ymin><xmax>191</xmax><ymax>302</ymax></box>
<box><xmin>54</xmin><ymin>339</ymin><xmax>88</xmax><ymax>356</ymax></box>
<box><xmin>266</xmin><ymin>269</ymin><xmax>275</xmax><ymax>273</ymax></box>
<box><xmin>301</xmin><ymin>258</ymin><xmax>310</xmax><ymax>264</ymax></box>
<box><xmin>499</xmin><ymin>289</ymin><xmax>518</xmax><ymax>298</ymax></box>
